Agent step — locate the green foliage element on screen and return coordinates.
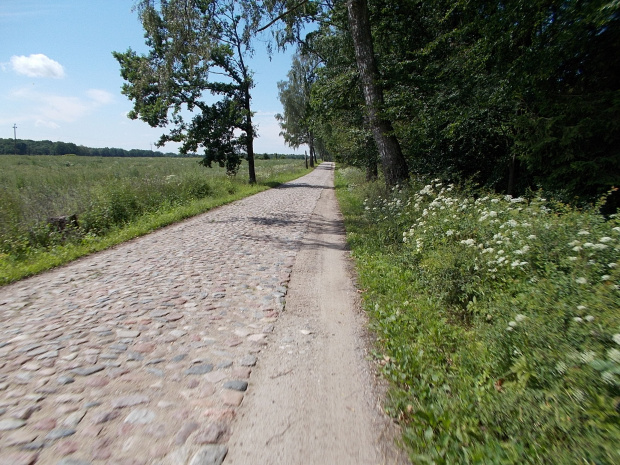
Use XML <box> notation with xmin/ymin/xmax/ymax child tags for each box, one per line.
<box><xmin>114</xmin><ymin>0</ymin><xmax>263</xmax><ymax>183</ymax></box>
<box><xmin>300</xmin><ymin>0</ymin><xmax>620</xmax><ymax>199</ymax></box>
<box><xmin>305</xmin><ymin>5</ymin><xmax>380</xmax><ymax>174</ymax></box>
<box><xmin>0</xmin><ymin>156</ymin><xmax>309</xmax><ymax>284</ymax></box>
<box><xmin>276</xmin><ymin>52</ymin><xmax>325</xmax><ymax>163</ymax></box>
<box><xmin>336</xmin><ymin>166</ymin><xmax>620</xmax><ymax>464</ymax></box>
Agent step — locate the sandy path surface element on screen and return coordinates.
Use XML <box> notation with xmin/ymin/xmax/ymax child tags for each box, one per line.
<box><xmin>225</xmin><ymin>167</ymin><xmax>407</xmax><ymax>465</ymax></box>
<box><xmin>0</xmin><ymin>163</ymin><xmax>405</xmax><ymax>465</ymax></box>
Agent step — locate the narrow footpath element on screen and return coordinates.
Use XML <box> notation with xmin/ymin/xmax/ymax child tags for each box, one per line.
<box><xmin>0</xmin><ymin>163</ymin><xmax>405</xmax><ymax>465</ymax></box>
<box><xmin>225</xmin><ymin>165</ymin><xmax>406</xmax><ymax>465</ymax></box>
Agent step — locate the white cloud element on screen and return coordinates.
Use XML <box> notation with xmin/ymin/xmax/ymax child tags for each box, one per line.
<box><xmin>38</xmin><ymin>94</ymin><xmax>89</xmax><ymax>122</ymax></box>
<box><xmin>6</xmin><ymin>86</ymin><xmax>114</xmax><ymax>128</ymax></box>
<box><xmin>35</xmin><ymin>119</ymin><xmax>60</xmax><ymax>129</ymax></box>
<box><xmin>87</xmin><ymin>89</ymin><xmax>114</xmax><ymax>105</ymax></box>
<box><xmin>254</xmin><ymin>110</ymin><xmax>277</xmax><ymax>117</ymax></box>
<box><xmin>10</xmin><ymin>54</ymin><xmax>65</xmax><ymax>79</ymax></box>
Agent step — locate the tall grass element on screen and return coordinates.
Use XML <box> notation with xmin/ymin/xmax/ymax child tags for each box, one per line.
<box><xmin>0</xmin><ymin>155</ymin><xmax>309</xmax><ymax>284</ymax></box>
<box><xmin>336</xmin><ymin>166</ymin><xmax>619</xmax><ymax>464</ymax></box>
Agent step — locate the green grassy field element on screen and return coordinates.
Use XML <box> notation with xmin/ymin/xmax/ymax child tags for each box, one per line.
<box><xmin>335</xmin><ymin>166</ymin><xmax>619</xmax><ymax>464</ymax></box>
<box><xmin>0</xmin><ymin>155</ymin><xmax>310</xmax><ymax>284</ymax></box>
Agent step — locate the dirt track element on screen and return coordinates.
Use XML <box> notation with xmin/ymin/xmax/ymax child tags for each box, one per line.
<box><xmin>225</xmin><ymin>166</ymin><xmax>407</xmax><ymax>465</ymax></box>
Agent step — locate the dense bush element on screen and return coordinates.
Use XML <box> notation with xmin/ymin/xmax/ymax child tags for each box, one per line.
<box><xmin>337</xmin><ymin>167</ymin><xmax>620</xmax><ymax>464</ymax></box>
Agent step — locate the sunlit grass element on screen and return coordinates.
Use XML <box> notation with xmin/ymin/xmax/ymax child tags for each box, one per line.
<box><xmin>0</xmin><ymin>156</ymin><xmax>311</xmax><ymax>284</ymax></box>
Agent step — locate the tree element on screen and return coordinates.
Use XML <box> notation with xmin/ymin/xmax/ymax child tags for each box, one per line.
<box><xmin>114</xmin><ymin>0</ymin><xmax>262</xmax><ymax>182</ymax></box>
<box><xmin>276</xmin><ymin>53</ymin><xmax>321</xmax><ymax>167</ymax></box>
<box><xmin>264</xmin><ymin>0</ymin><xmax>410</xmax><ymax>184</ymax></box>
<box><xmin>345</xmin><ymin>0</ymin><xmax>409</xmax><ymax>186</ymax></box>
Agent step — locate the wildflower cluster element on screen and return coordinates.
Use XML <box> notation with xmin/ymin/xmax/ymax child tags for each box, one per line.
<box><xmin>343</xmin><ymin>167</ymin><xmax>620</xmax><ymax>463</ymax></box>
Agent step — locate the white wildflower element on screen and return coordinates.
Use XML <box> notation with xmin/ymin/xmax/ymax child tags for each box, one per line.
<box><xmin>460</xmin><ymin>239</ymin><xmax>476</xmax><ymax>246</ymax></box>
<box><xmin>491</xmin><ymin>198</ymin><xmax>500</xmax><ymax>203</ymax></box>
<box><xmin>613</xmin><ymin>227</ymin><xmax>620</xmax><ymax>233</ymax></box>
<box><xmin>572</xmin><ymin>246</ymin><xmax>583</xmax><ymax>252</ymax></box>
<box><xmin>573</xmin><ymin>317</ymin><xmax>584</xmax><ymax>323</ymax></box>
<box><xmin>568</xmin><ymin>257</ymin><xmax>578</xmax><ymax>261</ymax></box>
<box><xmin>580</xmin><ymin>351</ymin><xmax>596</xmax><ymax>363</ymax></box>
<box><xmin>506</xmin><ymin>326</ymin><xmax>514</xmax><ymax>332</ymax></box>
<box><xmin>568</xmin><ymin>240</ymin><xmax>580</xmax><ymax>246</ymax></box>
<box><xmin>613</xmin><ymin>334</ymin><xmax>620</xmax><ymax>345</ymax></box>
<box><xmin>508</xmin><ymin>321</ymin><xmax>517</xmax><ymax>327</ymax></box>
<box><xmin>577</xmin><ymin>305</ymin><xmax>587</xmax><ymax>311</ymax></box>
<box><xmin>555</xmin><ymin>361</ymin><xmax>567</xmax><ymax>374</ymax></box>
<box><xmin>599</xmin><ymin>237</ymin><xmax>613</xmax><ymax>243</ymax></box>
<box><xmin>608</xmin><ymin>263</ymin><xmax>618</xmax><ymax>268</ymax></box>
<box><xmin>592</xmin><ymin>243</ymin><xmax>608</xmax><ymax>250</ymax></box>
<box><xmin>575</xmin><ymin>277</ymin><xmax>588</xmax><ymax>284</ymax></box>
<box><xmin>608</xmin><ymin>348</ymin><xmax>620</xmax><ymax>363</ymax></box>
<box><xmin>577</xmin><ymin>230</ymin><xmax>590</xmax><ymax>235</ymax></box>
<box><xmin>514</xmin><ymin>246</ymin><xmax>530</xmax><ymax>255</ymax></box>
<box><xmin>601</xmin><ymin>372</ymin><xmax>616</xmax><ymax>385</ymax></box>
<box><xmin>583</xmin><ymin>242</ymin><xmax>595</xmax><ymax>248</ymax></box>
<box><xmin>528</xmin><ymin>235</ymin><xmax>537</xmax><ymax>240</ymax></box>
<box><xmin>585</xmin><ymin>315</ymin><xmax>595</xmax><ymax>322</ymax></box>
<box><xmin>601</xmin><ymin>275</ymin><xmax>611</xmax><ymax>281</ymax></box>
<box><xmin>515</xmin><ymin>314</ymin><xmax>527</xmax><ymax>322</ymax></box>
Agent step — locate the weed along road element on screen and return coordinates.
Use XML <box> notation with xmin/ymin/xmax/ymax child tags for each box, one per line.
<box><xmin>0</xmin><ymin>163</ymin><xmax>402</xmax><ymax>465</ymax></box>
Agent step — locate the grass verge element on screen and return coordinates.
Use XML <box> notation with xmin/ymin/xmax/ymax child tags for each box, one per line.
<box><xmin>335</xmin><ymin>166</ymin><xmax>619</xmax><ymax>464</ymax></box>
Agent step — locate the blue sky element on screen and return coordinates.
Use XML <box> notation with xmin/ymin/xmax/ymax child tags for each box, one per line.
<box><xmin>0</xmin><ymin>0</ymin><xmax>302</xmax><ymax>154</ymax></box>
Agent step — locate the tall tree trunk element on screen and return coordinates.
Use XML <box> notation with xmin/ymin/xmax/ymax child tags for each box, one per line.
<box><xmin>346</xmin><ymin>0</ymin><xmax>409</xmax><ymax>186</ymax></box>
<box><xmin>507</xmin><ymin>153</ymin><xmax>518</xmax><ymax>196</ymax></box>
<box><xmin>308</xmin><ymin>133</ymin><xmax>315</xmax><ymax>167</ymax></box>
<box><xmin>244</xmin><ymin>87</ymin><xmax>257</xmax><ymax>184</ymax></box>
<box><xmin>366</xmin><ymin>160</ymin><xmax>378</xmax><ymax>181</ymax></box>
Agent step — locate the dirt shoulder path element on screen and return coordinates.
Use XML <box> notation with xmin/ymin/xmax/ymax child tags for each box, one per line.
<box><xmin>225</xmin><ymin>164</ymin><xmax>407</xmax><ymax>465</ymax></box>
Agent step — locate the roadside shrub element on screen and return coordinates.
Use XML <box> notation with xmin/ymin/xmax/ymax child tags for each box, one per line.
<box><xmin>337</xmin><ymin>169</ymin><xmax>620</xmax><ymax>464</ymax></box>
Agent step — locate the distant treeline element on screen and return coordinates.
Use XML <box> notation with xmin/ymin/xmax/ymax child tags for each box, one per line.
<box><xmin>0</xmin><ymin>138</ymin><xmax>305</xmax><ymax>160</ymax></box>
<box><xmin>0</xmin><ymin>138</ymin><xmax>180</xmax><ymax>157</ymax></box>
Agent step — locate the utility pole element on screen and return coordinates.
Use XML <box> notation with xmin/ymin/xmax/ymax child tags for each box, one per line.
<box><xmin>13</xmin><ymin>124</ymin><xmax>17</xmax><ymax>153</ymax></box>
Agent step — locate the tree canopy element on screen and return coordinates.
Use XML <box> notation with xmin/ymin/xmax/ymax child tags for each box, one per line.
<box><xmin>276</xmin><ymin>0</ymin><xmax>620</xmax><ymax>202</ymax></box>
<box><xmin>276</xmin><ymin>53</ymin><xmax>323</xmax><ymax>166</ymax></box>
<box><xmin>114</xmin><ymin>0</ymin><xmax>263</xmax><ymax>182</ymax></box>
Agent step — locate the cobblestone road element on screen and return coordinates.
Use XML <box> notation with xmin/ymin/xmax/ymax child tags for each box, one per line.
<box><xmin>0</xmin><ymin>163</ymin><xmax>334</xmax><ymax>465</ymax></box>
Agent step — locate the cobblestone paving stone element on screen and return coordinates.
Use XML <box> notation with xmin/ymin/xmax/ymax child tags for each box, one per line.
<box><xmin>0</xmin><ymin>164</ymin><xmax>334</xmax><ymax>465</ymax></box>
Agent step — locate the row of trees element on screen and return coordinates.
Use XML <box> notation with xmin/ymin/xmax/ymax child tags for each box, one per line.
<box><xmin>0</xmin><ymin>138</ymin><xmax>178</xmax><ymax>157</ymax></box>
<box><xmin>117</xmin><ymin>1</ymin><xmax>619</xmax><ymax>201</ymax></box>
<box><xmin>278</xmin><ymin>0</ymin><xmax>620</xmax><ymax>202</ymax></box>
